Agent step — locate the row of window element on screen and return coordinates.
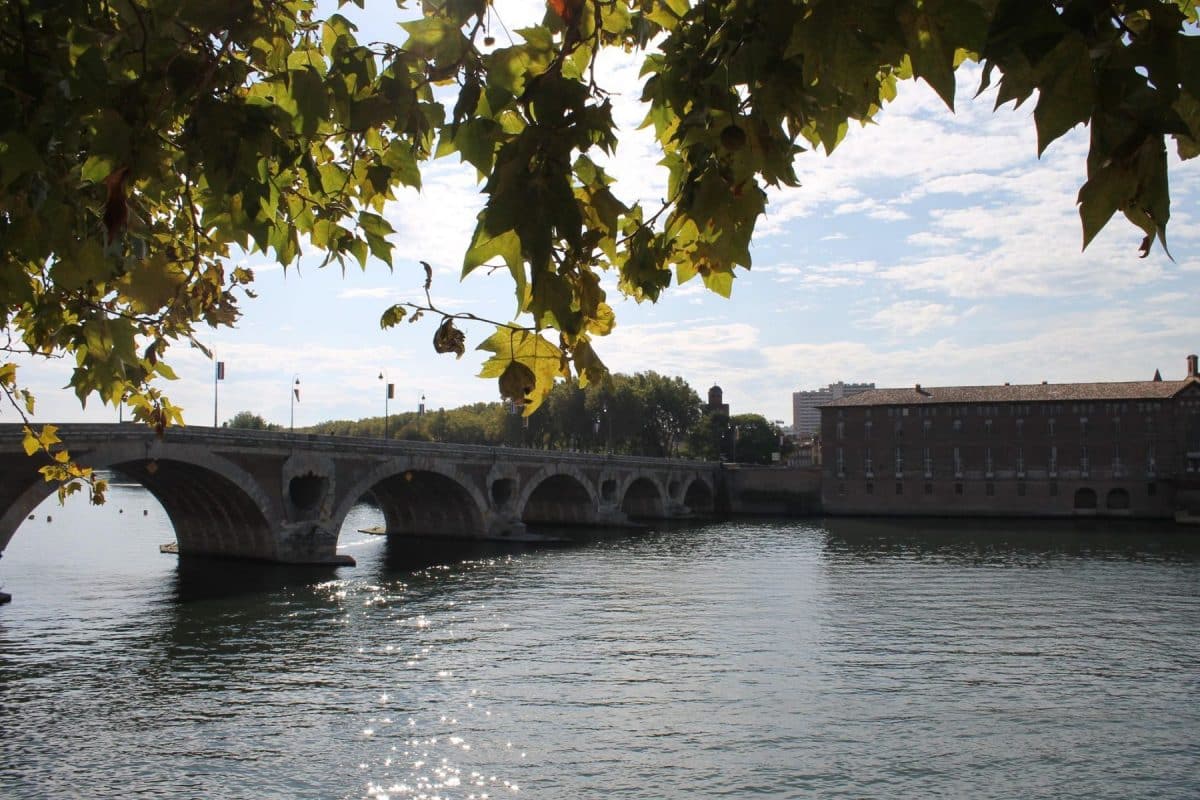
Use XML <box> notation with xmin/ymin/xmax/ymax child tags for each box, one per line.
<box><xmin>835</xmin><ymin>416</ymin><xmax>1160</xmax><ymax>439</ymax></box>
<box><xmin>833</xmin><ymin>445</ymin><xmax>1157</xmax><ymax>477</ymax></box>
<box><xmin>838</xmin><ymin>482</ymin><xmax>1158</xmax><ymax>501</ymax></box>
<box><xmin>835</xmin><ymin>401</ymin><xmax>1168</xmax><ymax>420</ymax></box>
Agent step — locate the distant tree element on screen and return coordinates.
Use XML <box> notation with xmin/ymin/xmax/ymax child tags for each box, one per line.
<box><xmin>585</xmin><ymin>377</ymin><xmax>640</xmax><ymax>453</ymax></box>
<box><xmin>225</xmin><ymin>411</ymin><xmax>272</xmax><ymax>430</ymax></box>
<box><xmin>628</xmin><ymin>372</ymin><xmax>701</xmax><ymax>456</ymax></box>
<box><xmin>688</xmin><ymin>411</ymin><xmax>730</xmax><ymax>461</ymax></box>
<box><xmin>731</xmin><ymin>414</ymin><xmax>783</xmax><ymax>465</ymax></box>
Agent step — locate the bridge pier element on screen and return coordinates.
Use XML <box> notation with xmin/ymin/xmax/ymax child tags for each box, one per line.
<box><xmin>275</xmin><ymin>521</ymin><xmax>356</xmax><ymax>565</ymax></box>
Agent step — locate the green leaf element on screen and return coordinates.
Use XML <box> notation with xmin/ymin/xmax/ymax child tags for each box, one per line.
<box><xmin>0</xmin><ymin>134</ymin><xmax>43</xmax><ymax>189</ymax></box>
<box><xmin>1033</xmin><ymin>33</ymin><xmax>1095</xmax><ymax>155</ymax></box>
<box><xmin>383</xmin><ymin>144</ymin><xmax>422</xmax><ymax>190</ymax></box>
<box><xmin>50</xmin><ymin>240</ymin><xmax>107</xmax><ymax>291</ymax></box>
<box><xmin>701</xmin><ymin>267</ymin><xmax>734</xmax><ymax>298</ymax></box>
<box><xmin>464</xmin><ymin>222</ymin><xmax>526</xmax><ymax>310</ymax></box>
<box><xmin>1077</xmin><ymin>164</ymin><xmax>1131</xmax><ymax>249</ymax></box>
<box><xmin>290</xmin><ymin>66</ymin><xmax>329</xmax><ymax>133</ymax></box>
<box><xmin>899</xmin><ymin>5</ymin><xmax>959</xmax><ymax>109</ymax></box>
<box><xmin>453</xmin><ymin>118</ymin><xmax>502</xmax><ymax>176</ymax></box>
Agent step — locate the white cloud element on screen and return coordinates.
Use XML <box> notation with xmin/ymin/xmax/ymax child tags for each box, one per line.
<box><xmin>906</xmin><ymin>231</ymin><xmax>957</xmax><ymax>248</ymax></box>
<box><xmin>763</xmin><ymin>304</ymin><xmax>1197</xmax><ymax>395</ymax></box>
<box><xmin>336</xmin><ymin>287</ymin><xmax>404</xmax><ymax>300</ymax></box>
<box><xmin>860</xmin><ymin>301</ymin><xmax>960</xmax><ymax>337</ymax></box>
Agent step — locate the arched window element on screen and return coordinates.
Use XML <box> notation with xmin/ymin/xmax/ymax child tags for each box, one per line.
<box><xmin>1106</xmin><ymin>488</ymin><xmax>1130</xmax><ymax>510</ymax></box>
<box><xmin>1073</xmin><ymin>487</ymin><xmax>1097</xmax><ymax>510</ymax></box>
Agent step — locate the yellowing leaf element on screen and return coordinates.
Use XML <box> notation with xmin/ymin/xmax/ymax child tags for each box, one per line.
<box><xmin>477</xmin><ymin>328</ymin><xmax>567</xmax><ymax>415</ymax></box>
<box><xmin>380</xmin><ymin>304</ymin><xmax>408</xmax><ymax>328</ymax></box>
<box><xmin>586</xmin><ymin>302</ymin><xmax>616</xmax><ymax>336</ymax></box>
<box><xmin>38</xmin><ymin>425</ymin><xmax>61</xmax><ymax>448</ymax></box>
<box><xmin>119</xmin><ymin>255</ymin><xmax>185</xmax><ymax>313</ymax></box>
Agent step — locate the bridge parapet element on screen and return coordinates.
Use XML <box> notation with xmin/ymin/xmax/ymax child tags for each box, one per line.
<box><xmin>0</xmin><ymin>424</ymin><xmax>720</xmax><ymax>566</ymax></box>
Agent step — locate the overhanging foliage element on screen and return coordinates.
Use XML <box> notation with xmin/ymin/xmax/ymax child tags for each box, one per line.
<box><xmin>2</xmin><ymin>0</ymin><xmax>1197</xmax><ymax>500</ymax></box>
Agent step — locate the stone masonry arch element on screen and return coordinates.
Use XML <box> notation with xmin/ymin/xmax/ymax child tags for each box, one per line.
<box><xmin>683</xmin><ymin>476</ymin><xmax>716</xmax><ymax>515</ymax></box>
<box><xmin>518</xmin><ymin>465</ymin><xmax>601</xmax><ymax>526</ymax></box>
<box><xmin>618</xmin><ymin>473</ymin><xmax>668</xmax><ymax>519</ymax></box>
<box><xmin>0</xmin><ymin>440</ymin><xmax>277</xmax><ymax>560</ymax></box>
<box><xmin>333</xmin><ymin>459</ymin><xmax>491</xmax><ymax>540</ymax></box>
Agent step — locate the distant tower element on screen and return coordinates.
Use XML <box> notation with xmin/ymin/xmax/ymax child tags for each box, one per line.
<box><xmin>705</xmin><ymin>384</ymin><xmax>729</xmax><ymax>416</ymax></box>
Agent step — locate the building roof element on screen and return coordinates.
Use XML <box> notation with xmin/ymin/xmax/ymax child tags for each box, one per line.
<box><xmin>820</xmin><ymin>378</ymin><xmax>1198</xmax><ymax>407</ymax></box>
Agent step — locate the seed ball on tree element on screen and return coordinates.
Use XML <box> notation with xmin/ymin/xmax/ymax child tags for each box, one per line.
<box><xmin>720</xmin><ymin>124</ymin><xmax>747</xmax><ymax>151</ymax></box>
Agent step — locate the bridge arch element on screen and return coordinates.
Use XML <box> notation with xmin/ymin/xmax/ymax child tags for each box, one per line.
<box><xmin>619</xmin><ymin>475</ymin><xmax>667</xmax><ymax>519</ymax></box>
<box><xmin>683</xmin><ymin>476</ymin><xmax>716</xmax><ymax>515</ymax></box>
<box><xmin>518</xmin><ymin>466</ymin><xmax>599</xmax><ymax>526</ymax></box>
<box><xmin>335</xmin><ymin>461</ymin><xmax>489</xmax><ymax>539</ymax></box>
<box><xmin>0</xmin><ymin>442</ymin><xmax>276</xmax><ymax>560</ymax></box>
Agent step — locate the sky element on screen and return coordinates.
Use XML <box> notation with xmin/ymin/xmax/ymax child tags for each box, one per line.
<box><xmin>13</xmin><ymin>2</ymin><xmax>1200</xmax><ymax>431</ymax></box>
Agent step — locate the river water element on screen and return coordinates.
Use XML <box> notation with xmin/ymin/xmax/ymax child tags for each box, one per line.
<box><xmin>1</xmin><ymin>482</ymin><xmax>1198</xmax><ymax>799</ymax></box>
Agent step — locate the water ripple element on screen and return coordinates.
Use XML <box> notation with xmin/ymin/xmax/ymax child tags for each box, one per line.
<box><xmin>2</xmin><ymin>503</ymin><xmax>1199</xmax><ymax>798</ymax></box>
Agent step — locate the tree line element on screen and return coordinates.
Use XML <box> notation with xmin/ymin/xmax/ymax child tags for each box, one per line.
<box><xmin>225</xmin><ymin>371</ymin><xmax>788</xmax><ymax>463</ymax></box>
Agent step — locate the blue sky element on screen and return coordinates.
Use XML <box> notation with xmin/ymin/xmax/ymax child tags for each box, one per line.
<box><xmin>16</xmin><ymin>3</ymin><xmax>1200</xmax><ymax>429</ymax></box>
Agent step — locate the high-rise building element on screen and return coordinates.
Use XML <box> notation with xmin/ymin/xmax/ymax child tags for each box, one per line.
<box><xmin>793</xmin><ymin>382</ymin><xmax>875</xmax><ymax>435</ymax></box>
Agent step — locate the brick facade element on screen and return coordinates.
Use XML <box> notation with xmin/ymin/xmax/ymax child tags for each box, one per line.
<box><xmin>820</xmin><ymin>356</ymin><xmax>1200</xmax><ymax>520</ymax></box>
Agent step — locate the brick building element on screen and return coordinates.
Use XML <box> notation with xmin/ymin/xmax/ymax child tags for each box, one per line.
<box><xmin>820</xmin><ymin>355</ymin><xmax>1200</xmax><ymax>520</ymax></box>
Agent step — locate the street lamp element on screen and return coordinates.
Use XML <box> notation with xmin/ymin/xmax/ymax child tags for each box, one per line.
<box><xmin>603</xmin><ymin>400</ymin><xmax>611</xmax><ymax>453</ymax></box>
<box><xmin>378</xmin><ymin>371</ymin><xmax>393</xmax><ymax>440</ymax></box>
<box><xmin>213</xmin><ymin>358</ymin><xmax>225</xmax><ymax>428</ymax></box>
<box><xmin>290</xmin><ymin>375</ymin><xmax>300</xmax><ymax>432</ymax></box>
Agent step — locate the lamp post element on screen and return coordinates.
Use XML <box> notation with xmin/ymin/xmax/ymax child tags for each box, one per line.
<box><xmin>378</xmin><ymin>371</ymin><xmax>393</xmax><ymax>440</ymax></box>
<box><xmin>603</xmin><ymin>400</ymin><xmax>611</xmax><ymax>453</ymax></box>
<box><xmin>290</xmin><ymin>375</ymin><xmax>300</xmax><ymax>432</ymax></box>
<box><xmin>213</xmin><ymin>359</ymin><xmax>225</xmax><ymax>428</ymax></box>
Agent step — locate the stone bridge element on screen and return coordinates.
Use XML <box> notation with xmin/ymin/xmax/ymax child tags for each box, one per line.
<box><xmin>0</xmin><ymin>424</ymin><xmax>719</xmax><ymax>566</ymax></box>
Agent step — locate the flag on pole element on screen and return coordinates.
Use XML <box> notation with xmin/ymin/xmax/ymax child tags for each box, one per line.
<box><xmin>216</xmin><ymin>361</ymin><xmax>225</xmax><ymax>380</ymax></box>
<box><xmin>387</xmin><ymin>383</ymin><xmax>394</xmax><ymax>399</ymax></box>
<box><xmin>293</xmin><ymin>387</ymin><xmax>300</xmax><ymax>402</ymax></box>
